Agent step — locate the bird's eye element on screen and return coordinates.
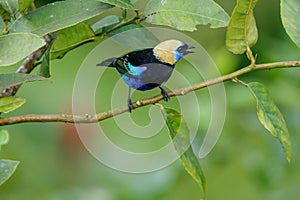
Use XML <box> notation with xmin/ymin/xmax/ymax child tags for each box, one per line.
<box><xmin>176</xmin><ymin>45</ymin><xmax>187</xmax><ymax>54</ymax></box>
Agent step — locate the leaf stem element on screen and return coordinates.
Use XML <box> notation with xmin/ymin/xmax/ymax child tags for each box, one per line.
<box><xmin>2</xmin><ymin>21</ymin><xmax>8</xmax><ymax>34</ymax></box>
<box><xmin>232</xmin><ymin>77</ymin><xmax>248</xmax><ymax>87</ymax></box>
<box><xmin>31</xmin><ymin>2</ymin><xmax>36</xmax><ymax>10</ymax></box>
<box><xmin>0</xmin><ymin>60</ymin><xmax>300</xmax><ymax>126</ymax></box>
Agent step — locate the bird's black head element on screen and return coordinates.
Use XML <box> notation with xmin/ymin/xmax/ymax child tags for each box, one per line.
<box><xmin>153</xmin><ymin>40</ymin><xmax>194</xmax><ymax>65</ymax></box>
<box><xmin>176</xmin><ymin>43</ymin><xmax>195</xmax><ymax>56</ymax></box>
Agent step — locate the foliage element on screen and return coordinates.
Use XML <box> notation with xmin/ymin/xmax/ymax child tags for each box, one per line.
<box><xmin>161</xmin><ymin>106</ymin><xmax>206</xmax><ymax>197</ymax></box>
<box><xmin>9</xmin><ymin>0</ymin><xmax>112</xmax><ymax>36</ymax></box>
<box><xmin>0</xmin><ymin>0</ymin><xmax>299</xmax><ymax>199</ymax></box>
<box><xmin>281</xmin><ymin>0</ymin><xmax>300</xmax><ymax>48</ymax></box>
<box><xmin>144</xmin><ymin>0</ymin><xmax>229</xmax><ymax>31</ymax></box>
<box><xmin>226</xmin><ymin>0</ymin><xmax>259</xmax><ymax>54</ymax></box>
<box><xmin>0</xmin><ymin>73</ymin><xmax>47</xmax><ymax>91</ymax></box>
<box><xmin>247</xmin><ymin>82</ymin><xmax>292</xmax><ymax>163</ymax></box>
<box><xmin>0</xmin><ymin>33</ymin><xmax>45</xmax><ymax>66</ymax></box>
<box><xmin>0</xmin><ymin>130</ymin><xmax>19</xmax><ymax>186</ymax></box>
<box><xmin>0</xmin><ymin>96</ymin><xmax>25</xmax><ymax>113</ymax></box>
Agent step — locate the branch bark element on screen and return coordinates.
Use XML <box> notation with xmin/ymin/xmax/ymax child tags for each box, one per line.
<box><xmin>0</xmin><ymin>60</ymin><xmax>300</xmax><ymax>126</ymax></box>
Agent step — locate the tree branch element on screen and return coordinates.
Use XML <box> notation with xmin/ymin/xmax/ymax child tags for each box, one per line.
<box><xmin>0</xmin><ymin>60</ymin><xmax>300</xmax><ymax>126</ymax></box>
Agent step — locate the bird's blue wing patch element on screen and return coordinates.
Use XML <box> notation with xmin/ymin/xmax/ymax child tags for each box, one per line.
<box><xmin>126</xmin><ymin>62</ymin><xmax>147</xmax><ymax>77</ymax></box>
<box><xmin>121</xmin><ymin>61</ymin><xmax>148</xmax><ymax>89</ymax></box>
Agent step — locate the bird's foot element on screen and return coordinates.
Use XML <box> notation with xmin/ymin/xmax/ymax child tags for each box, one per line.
<box><xmin>159</xmin><ymin>87</ymin><xmax>169</xmax><ymax>102</ymax></box>
<box><xmin>127</xmin><ymin>98</ymin><xmax>134</xmax><ymax>112</ymax></box>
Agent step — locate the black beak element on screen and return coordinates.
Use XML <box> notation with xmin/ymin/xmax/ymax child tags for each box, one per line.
<box><xmin>185</xmin><ymin>45</ymin><xmax>195</xmax><ymax>54</ymax></box>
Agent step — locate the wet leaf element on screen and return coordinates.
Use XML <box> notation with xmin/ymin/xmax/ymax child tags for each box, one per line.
<box><xmin>226</xmin><ymin>0</ymin><xmax>259</xmax><ymax>54</ymax></box>
<box><xmin>0</xmin><ymin>159</ymin><xmax>19</xmax><ymax>186</ymax></box>
<box><xmin>51</xmin><ymin>22</ymin><xmax>95</xmax><ymax>59</ymax></box>
<box><xmin>0</xmin><ymin>96</ymin><xmax>25</xmax><ymax>114</ymax></box>
<box><xmin>161</xmin><ymin>106</ymin><xmax>206</xmax><ymax>197</ymax></box>
<box><xmin>0</xmin><ymin>3</ymin><xmax>10</xmax><ymax>21</ymax></box>
<box><xmin>91</xmin><ymin>15</ymin><xmax>119</xmax><ymax>33</ymax></box>
<box><xmin>18</xmin><ymin>0</ymin><xmax>34</xmax><ymax>14</ymax></box>
<box><xmin>0</xmin><ymin>33</ymin><xmax>45</xmax><ymax>66</ymax></box>
<box><xmin>108</xmin><ymin>24</ymin><xmax>160</xmax><ymax>49</ymax></box>
<box><xmin>0</xmin><ymin>0</ymin><xmax>18</xmax><ymax>19</ymax></box>
<box><xmin>38</xmin><ymin>33</ymin><xmax>57</xmax><ymax>77</ymax></box>
<box><xmin>144</xmin><ymin>0</ymin><xmax>229</xmax><ymax>31</ymax></box>
<box><xmin>248</xmin><ymin>82</ymin><xmax>292</xmax><ymax>163</ymax></box>
<box><xmin>0</xmin><ymin>73</ymin><xmax>47</xmax><ymax>91</ymax></box>
<box><xmin>281</xmin><ymin>0</ymin><xmax>300</xmax><ymax>48</ymax></box>
<box><xmin>9</xmin><ymin>0</ymin><xmax>112</xmax><ymax>36</ymax></box>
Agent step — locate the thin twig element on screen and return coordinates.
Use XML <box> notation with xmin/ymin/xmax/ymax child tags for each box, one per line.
<box><xmin>0</xmin><ymin>60</ymin><xmax>300</xmax><ymax>126</ymax></box>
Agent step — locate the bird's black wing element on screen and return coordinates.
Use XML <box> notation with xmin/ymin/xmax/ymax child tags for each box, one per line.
<box><xmin>125</xmin><ymin>49</ymin><xmax>175</xmax><ymax>86</ymax></box>
<box><xmin>97</xmin><ymin>49</ymin><xmax>174</xmax><ymax>87</ymax></box>
<box><xmin>112</xmin><ymin>48</ymin><xmax>157</xmax><ymax>77</ymax></box>
<box><xmin>124</xmin><ymin>48</ymin><xmax>158</xmax><ymax>65</ymax></box>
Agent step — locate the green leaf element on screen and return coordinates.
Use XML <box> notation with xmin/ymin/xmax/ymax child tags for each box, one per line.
<box><xmin>0</xmin><ymin>3</ymin><xmax>10</xmax><ymax>21</ymax></box>
<box><xmin>0</xmin><ymin>159</ymin><xmax>19</xmax><ymax>186</ymax></box>
<box><xmin>161</xmin><ymin>106</ymin><xmax>206</xmax><ymax>197</ymax></box>
<box><xmin>0</xmin><ymin>0</ymin><xmax>18</xmax><ymax>19</ymax></box>
<box><xmin>144</xmin><ymin>0</ymin><xmax>229</xmax><ymax>31</ymax></box>
<box><xmin>248</xmin><ymin>82</ymin><xmax>292</xmax><ymax>163</ymax></box>
<box><xmin>91</xmin><ymin>15</ymin><xmax>120</xmax><ymax>33</ymax></box>
<box><xmin>18</xmin><ymin>0</ymin><xmax>34</xmax><ymax>14</ymax></box>
<box><xmin>281</xmin><ymin>0</ymin><xmax>300</xmax><ymax>48</ymax></box>
<box><xmin>38</xmin><ymin>33</ymin><xmax>57</xmax><ymax>77</ymax></box>
<box><xmin>0</xmin><ymin>73</ymin><xmax>47</xmax><ymax>91</ymax></box>
<box><xmin>0</xmin><ymin>96</ymin><xmax>25</xmax><ymax>114</ymax></box>
<box><xmin>97</xmin><ymin>0</ymin><xmax>135</xmax><ymax>10</ymax></box>
<box><xmin>51</xmin><ymin>22</ymin><xmax>95</xmax><ymax>59</ymax></box>
<box><xmin>0</xmin><ymin>130</ymin><xmax>9</xmax><ymax>152</ymax></box>
<box><xmin>108</xmin><ymin>24</ymin><xmax>160</xmax><ymax>49</ymax></box>
<box><xmin>226</xmin><ymin>0</ymin><xmax>259</xmax><ymax>54</ymax></box>
<box><xmin>0</xmin><ymin>33</ymin><xmax>46</xmax><ymax>66</ymax></box>
<box><xmin>9</xmin><ymin>0</ymin><xmax>112</xmax><ymax>36</ymax></box>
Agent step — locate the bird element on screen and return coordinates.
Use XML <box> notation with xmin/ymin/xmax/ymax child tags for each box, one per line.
<box><xmin>97</xmin><ymin>39</ymin><xmax>194</xmax><ymax>112</ymax></box>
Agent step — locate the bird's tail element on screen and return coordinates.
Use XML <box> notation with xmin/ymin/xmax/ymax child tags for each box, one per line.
<box><xmin>96</xmin><ymin>57</ymin><xmax>116</xmax><ymax>67</ymax></box>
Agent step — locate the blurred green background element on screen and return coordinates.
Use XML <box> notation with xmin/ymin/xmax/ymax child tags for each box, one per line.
<box><xmin>1</xmin><ymin>0</ymin><xmax>300</xmax><ymax>199</ymax></box>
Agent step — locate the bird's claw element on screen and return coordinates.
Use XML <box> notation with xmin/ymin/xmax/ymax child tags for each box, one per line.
<box><xmin>128</xmin><ymin>98</ymin><xmax>134</xmax><ymax>112</ymax></box>
<box><xmin>160</xmin><ymin>87</ymin><xmax>169</xmax><ymax>102</ymax></box>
